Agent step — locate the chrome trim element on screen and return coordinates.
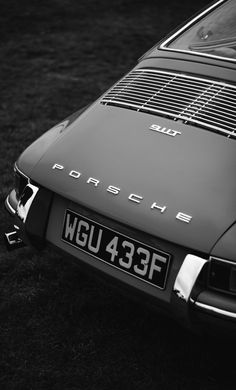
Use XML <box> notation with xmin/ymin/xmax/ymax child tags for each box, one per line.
<box><xmin>17</xmin><ymin>183</ymin><xmax>39</xmax><ymax>224</ymax></box>
<box><xmin>5</xmin><ymin>195</ymin><xmax>16</xmax><ymax>215</ymax></box>
<box><xmin>173</xmin><ymin>254</ymin><xmax>207</xmax><ymax>302</ymax></box>
<box><xmin>107</xmin><ymin>68</ymin><xmax>236</xmax><ymax>90</ymax></box>
<box><xmin>4</xmin><ymin>230</ymin><xmax>25</xmax><ymax>251</ymax></box>
<box><xmin>210</xmin><ymin>256</ymin><xmax>236</xmax><ymax>267</ymax></box>
<box><xmin>194</xmin><ymin>301</ymin><xmax>236</xmax><ymax>319</ymax></box>
<box><xmin>102</xmin><ymin>68</ymin><xmax>236</xmax><ymax>139</ymax></box>
<box><xmin>159</xmin><ymin>0</ymin><xmax>236</xmax><ymax>64</ymax></box>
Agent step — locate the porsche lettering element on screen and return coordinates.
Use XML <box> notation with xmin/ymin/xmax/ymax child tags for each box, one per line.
<box><xmin>52</xmin><ymin>163</ymin><xmax>192</xmax><ymax>223</ymax></box>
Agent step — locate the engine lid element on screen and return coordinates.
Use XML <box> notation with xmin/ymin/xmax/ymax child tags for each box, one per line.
<box><xmin>20</xmin><ymin>103</ymin><xmax>236</xmax><ymax>253</ymax></box>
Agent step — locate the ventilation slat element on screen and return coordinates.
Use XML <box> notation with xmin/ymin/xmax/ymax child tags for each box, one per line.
<box><xmin>202</xmin><ymin>105</ymin><xmax>236</xmax><ymax>120</ymax></box>
<box><xmin>215</xmin><ymin>94</ymin><xmax>236</xmax><ymax>105</ymax></box>
<box><xmin>212</xmin><ymin>101</ymin><xmax>236</xmax><ymax>112</ymax></box>
<box><xmin>101</xmin><ymin>69</ymin><xmax>236</xmax><ymax>139</ymax></box>
<box><xmin>117</xmin><ymin>80</ymin><xmax>216</xmax><ymax>96</ymax></box>
<box><xmin>195</xmin><ymin>113</ymin><xmax>236</xmax><ymax>129</ymax></box>
<box><xmin>183</xmin><ymin>118</ymin><xmax>235</xmax><ymax>137</ymax></box>
<box><xmin>146</xmin><ymin>100</ymin><xmax>188</xmax><ymax>111</ymax></box>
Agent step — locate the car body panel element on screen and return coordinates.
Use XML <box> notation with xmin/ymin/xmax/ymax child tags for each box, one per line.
<box><xmin>211</xmin><ymin>223</ymin><xmax>236</xmax><ymax>261</ymax></box>
<box><xmin>5</xmin><ymin>0</ymin><xmax>236</xmax><ymax>332</ymax></box>
<box><xmin>17</xmin><ymin>100</ymin><xmax>236</xmax><ymax>253</ymax></box>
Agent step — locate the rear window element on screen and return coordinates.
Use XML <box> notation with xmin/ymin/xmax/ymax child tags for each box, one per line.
<box><xmin>166</xmin><ymin>0</ymin><xmax>236</xmax><ymax>60</ymax></box>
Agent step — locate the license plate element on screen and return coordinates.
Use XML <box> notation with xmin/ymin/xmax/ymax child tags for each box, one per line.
<box><xmin>62</xmin><ymin>209</ymin><xmax>171</xmax><ymax>289</ymax></box>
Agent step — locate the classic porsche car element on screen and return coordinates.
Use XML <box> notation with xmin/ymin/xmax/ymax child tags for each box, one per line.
<box><xmin>4</xmin><ymin>0</ymin><xmax>236</xmax><ymax>332</ymax></box>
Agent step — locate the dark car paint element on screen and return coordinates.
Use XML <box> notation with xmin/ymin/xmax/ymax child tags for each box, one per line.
<box><xmin>4</xmin><ymin>0</ymin><xmax>235</xmax><ymax>333</ymax></box>
<box><xmin>211</xmin><ymin>223</ymin><xmax>236</xmax><ymax>261</ymax></box>
<box><xmin>17</xmin><ymin>54</ymin><xmax>236</xmax><ymax>257</ymax></box>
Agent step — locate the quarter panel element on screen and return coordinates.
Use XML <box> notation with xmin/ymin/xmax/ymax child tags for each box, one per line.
<box><xmin>211</xmin><ymin>223</ymin><xmax>236</xmax><ymax>261</ymax></box>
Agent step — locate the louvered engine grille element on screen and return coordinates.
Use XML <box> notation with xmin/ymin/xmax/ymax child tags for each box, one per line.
<box><xmin>101</xmin><ymin>69</ymin><xmax>236</xmax><ymax>139</ymax></box>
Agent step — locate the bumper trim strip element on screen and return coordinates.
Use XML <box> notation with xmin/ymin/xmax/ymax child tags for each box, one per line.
<box><xmin>5</xmin><ymin>195</ymin><xmax>16</xmax><ymax>215</ymax></box>
<box><xmin>195</xmin><ymin>301</ymin><xmax>236</xmax><ymax>320</ymax></box>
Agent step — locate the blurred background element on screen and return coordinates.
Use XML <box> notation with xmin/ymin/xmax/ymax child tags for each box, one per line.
<box><xmin>1</xmin><ymin>1</ymin><xmax>234</xmax><ymax>389</ymax></box>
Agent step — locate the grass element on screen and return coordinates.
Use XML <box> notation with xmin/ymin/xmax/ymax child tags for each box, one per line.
<box><xmin>1</xmin><ymin>0</ymin><xmax>235</xmax><ymax>389</ymax></box>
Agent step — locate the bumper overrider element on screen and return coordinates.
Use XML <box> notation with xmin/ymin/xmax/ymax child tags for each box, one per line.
<box><xmin>4</xmin><ymin>173</ymin><xmax>236</xmax><ymax>333</ymax></box>
<box><xmin>5</xmin><ymin>177</ymin><xmax>53</xmax><ymax>251</ymax></box>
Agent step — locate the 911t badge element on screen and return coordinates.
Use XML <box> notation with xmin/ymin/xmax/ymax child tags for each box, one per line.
<box><xmin>149</xmin><ymin>124</ymin><xmax>182</xmax><ymax>137</ymax></box>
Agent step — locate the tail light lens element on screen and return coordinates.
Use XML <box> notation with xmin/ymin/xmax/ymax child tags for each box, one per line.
<box><xmin>208</xmin><ymin>257</ymin><xmax>236</xmax><ymax>294</ymax></box>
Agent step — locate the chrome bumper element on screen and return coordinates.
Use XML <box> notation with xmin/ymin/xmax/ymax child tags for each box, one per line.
<box><xmin>5</xmin><ymin>190</ymin><xmax>18</xmax><ymax>215</ymax></box>
<box><xmin>195</xmin><ymin>301</ymin><xmax>236</xmax><ymax>320</ymax></box>
<box><xmin>171</xmin><ymin>254</ymin><xmax>207</xmax><ymax>326</ymax></box>
<box><xmin>4</xmin><ymin>185</ymin><xmax>236</xmax><ymax>328</ymax></box>
<box><xmin>173</xmin><ymin>254</ymin><xmax>236</xmax><ymax>326</ymax></box>
<box><xmin>4</xmin><ymin>228</ymin><xmax>26</xmax><ymax>250</ymax></box>
<box><xmin>5</xmin><ymin>183</ymin><xmax>53</xmax><ymax>250</ymax></box>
